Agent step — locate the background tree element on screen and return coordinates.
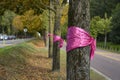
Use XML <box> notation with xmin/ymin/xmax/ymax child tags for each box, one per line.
<box><xmin>32</xmin><ymin>0</ymin><xmax>55</xmax><ymax>57</ymax></box>
<box><xmin>13</xmin><ymin>10</ymin><xmax>43</xmax><ymax>35</ymax></box>
<box><xmin>97</xmin><ymin>14</ymin><xmax>111</xmax><ymax>47</ymax></box>
<box><xmin>0</xmin><ymin>0</ymin><xmax>47</xmax><ymax>38</ymax></box>
<box><xmin>110</xmin><ymin>3</ymin><xmax>120</xmax><ymax>44</ymax></box>
<box><xmin>90</xmin><ymin>0</ymin><xmax>120</xmax><ymax>18</ymax></box>
<box><xmin>40</xmin><ymin>10</ymin><xmax>49</xmax><ymax>47</ymax></box>
<box><xmin>0</xmin><ymin>10</ymin><xmax>16</xmax><ymax>35</ymax></box>
<box><xmin>61</xmin><ymin>4</ymin><xmax>68</xmax><ymax>40</ymax></box>
<box><xmin>0</xmin><ymin>16</ymin><xmax>9</xmax><ymax>34</ymax></box>
<box><xmin>67</xmin><ymin>0</ymin><xmax>90</xmax><ymax>79</ymax></box>
<box><xmin>90</xmin><ymin>14</ymin><xmax>111</xmax><ymax>47</ymax></box>
<box><xmin>48</xmin><ymin>0</ymin><xmax>54</xmax><ymax>58</ymax></box>
<box><xmin>3</xmin><ymin>10</ymin><xmax>16</xmax><ymax>35</ymax></box>
<box><xmin>13</xmin><ymin>15</ymin><xmax>24</xmax><ymax>31</ymax></box>
<box><xmin>52</xmin><ymin>0</ymin><xmax>67</xmax><ymax>71</ymax></box>
<box><xmin>0</xmin><ymin>0</ymin><xmax>44</xmax><ymax>15</ymax></box>
<box><xmin>90</xmin><ymin>16</ymin><xmax>101</xmax><ymax>38</ymax></box>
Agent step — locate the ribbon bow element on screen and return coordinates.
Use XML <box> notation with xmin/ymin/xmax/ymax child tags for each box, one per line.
<box><xmin>48</xmin><ymin>33</ymin><xmax>64</xmax><ymax>48</ymax></box>
<box><xmin>66</xmin><ymin>26</ymin><xmax>96</xmax><ymax>60</ymax></box>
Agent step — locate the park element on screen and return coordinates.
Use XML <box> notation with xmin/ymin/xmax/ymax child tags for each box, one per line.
<box><xmin>0</xmin><ymin>0</ymin><xmax>120</xmax><ymax>80</ymax></box>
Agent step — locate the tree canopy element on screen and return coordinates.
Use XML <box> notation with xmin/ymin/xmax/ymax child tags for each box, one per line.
<box><xmin>13</xmin><ymin>9</ymin><xmax>48</xmax><ymax>34</ymax></box>
<box><xmin>90</xmin><ymin>16</ymin><xmax>101</xmax><ymax>38</ymax></box>
<box><xmin>90</xmin><ymin>0</ymin><xmax>120</xmax><ymax>18</ymax></box>
<box><xmin>0</xmin><ymin>10</ymin><xmax>16</xmax><ymax>34</ymax></box>
<box><xmin>110</xmin><ymin>3</ymin><xmax>120</xmax><ymax>44</ymax></box>
<box><xmin>0</xmin><ymin>0</ymin><xmax>46</xmax><ymax>15</ymax></box>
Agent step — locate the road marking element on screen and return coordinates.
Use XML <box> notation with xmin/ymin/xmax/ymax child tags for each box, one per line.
<box><xmin>96</xmin><ymin>52</ymin><xmax>120</xmax><ymax>62</ymax></box>
<box><xmin>91</xmin><ymin>67</ymin><xmax>112</xmax><ymax>80</ymax></box>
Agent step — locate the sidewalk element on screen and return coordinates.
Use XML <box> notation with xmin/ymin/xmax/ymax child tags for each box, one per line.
<box><xmin>96</xmin><ymin>48</ymin><xmax>120</xmax><ymax>62</ymax></box>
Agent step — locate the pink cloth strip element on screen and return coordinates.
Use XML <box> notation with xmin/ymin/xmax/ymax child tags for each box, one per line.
<box><xmin>66</xmin><ymin>26</ymin><xmax>96</xmax><ymax>60</ymax></box>
<box><xmin>48</xmin><ymin>33</ymin><xmax>64</xmax><ymax>48</ymax></box>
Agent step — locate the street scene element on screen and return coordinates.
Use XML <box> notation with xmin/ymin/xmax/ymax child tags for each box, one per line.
<box><xmin>0</xmin><ymin>0</ymin><xmax>120</xmax><ymax>80</ymax></box>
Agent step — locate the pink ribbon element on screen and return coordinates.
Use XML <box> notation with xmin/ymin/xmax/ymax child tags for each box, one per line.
<box><xmin>66</xmin><ymin>26</ymin><xmax>96</xmax><ymax>60</ymax></box>
<box><xmin>48</xmin><ymin>33</ymin><xmax>64</xmax><ymax>48</ymax></box>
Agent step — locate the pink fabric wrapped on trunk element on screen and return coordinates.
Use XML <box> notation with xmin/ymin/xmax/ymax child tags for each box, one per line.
<box><xmin>48</xmin><ymin>34</ymin><xmax>64</xmax><ymax>48</ymax></box>
<box><xmin>66</xmin><ymin>26</ymin><xmax>96</xmax><ymax>60</ymax></box>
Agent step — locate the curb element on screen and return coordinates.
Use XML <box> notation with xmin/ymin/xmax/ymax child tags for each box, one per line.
<box><xmin>91</xmin><ymin>67</ymin><xmax>112</xmax><ymax>80</ymax></box>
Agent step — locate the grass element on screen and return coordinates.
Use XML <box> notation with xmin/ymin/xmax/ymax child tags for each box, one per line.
<box><xmin>90</xmin><ymin>69</ymin><xmax>107</xmax><ymax>80</ymax></box>
<box><xmin>0</xmin><ymin>39</ymin><xmax>107</xmax><ymax>80</ymax></box>
<box><xmin>97</xmin><ymin>42</ymin><xmax>120</xmax><ymax>53</ymax></box>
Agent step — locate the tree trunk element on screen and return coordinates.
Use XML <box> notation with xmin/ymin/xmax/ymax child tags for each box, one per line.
<box><xmin>43</xmin><ymin>29</ymin><xmax>47</xmax><ymax>47</ymax></box>
<box><xmin>104</xmin><ymin>32</ymin><xmax>107</xmax><ymax>47</ymax></box>
<box><xmin>48</xmin><ymin>0</ymin><xmax>53</xmax><ymax>58</ymax></box>
<box><xmin>67</xmin><ymin>0</ymin><xmax>90</xmax><ymax>80</ymax></box>
<box><xmin>8</xmin><ymin>26</ymin><xmax>11</xmax><ymax>35</ymax></box>
<box><xmin>52</xmin><ymin>4</ymin><xmax>61</xmax><ymax>71</ymax></box>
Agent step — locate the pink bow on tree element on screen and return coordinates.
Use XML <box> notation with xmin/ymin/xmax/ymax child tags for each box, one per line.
<box><xmin>48</xmin><ymin>33</ymin><xmax>64</xmax><ymax>48</ymax></box>
<box><xmin>66</xmin><ymin>26</ymin><xmax>96</xmax><ymax>60</ymax></box>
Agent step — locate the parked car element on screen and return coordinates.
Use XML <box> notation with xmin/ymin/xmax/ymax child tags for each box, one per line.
<box><xmin>0</xmin><ymin>34</ymin><xmax>8</xmax><ymax>40</ymax></box>
<box><xmin>0</xmin><ymin>34</ymin><xmax>2</xmax><ymax>40</ymax></box>
<box><xmin>8</xmin><ymin>35</ymin><xmax>16</xmax><ymax>40</ymax></box>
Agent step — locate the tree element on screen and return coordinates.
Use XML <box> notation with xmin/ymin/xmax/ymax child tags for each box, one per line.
<box><xmin>13</xmin><ymin>15</ymin><xmax>24</xmax><ymax>31</ymax></box>
<box><xmin>44</xmin><ymin>0</ymin><xmax>67</xmax><ymax>58</ymax></box>
<box><xmin>13</xmin><ymin>10</ymin><xmax>43</xmax><ymax>34</ymax></box>
<box><xmin>0</xmin><ymin>0</ymin><xmax>44</xmax><ymax>15</ymax></box>
<box><xmin>61</xmin><ymin>4</ymin><xmax>68</xmax><ymax>40</ymax></box>
<box><xmin>90</xmin><ymin>16</ymin><xmax>101</xmax><ymax>38</ymax></box>
<box><xmin>0</xmin><ymin>16</ymin><xmax>9</xmax><ymax>34</ymax></box>
<box><xmin>40</xmin><ymin>10</ymin><xmax>49</xmax><ymax>47</ymax></box>
<box><xmin>3</xmin><ymin>10</ymin><xmax>16</xmax><ymax>35</ymax></box>
<box><xmin>97</xmin><ymin>14</ymin><xmax>111</xmax><ymax>47</ymax></box>
<box><xmin>67</xmin><ymin>0</ymin><xmax>90</xmax><ymax>80</ymax></box>
<box><xmin>48</xmin><ymin>0</ymin><xmax>54</xmax><ymax>58</ymax></box>
<box><xmin>110</xmin><ymin>3</ymin><xmax>120</xmax><ymax>44</ymax></box>
<box><xmin>90</xmin><ymin>0</ymin><xmax>120</xmax><ymax>18</ymax></box>
<box><xmin>31</xmin><ymin>0</ymin><xmax>55</xmax><ymax>57</ymax></box>
<box><xmin>52</xmin><ymin>0</ymin><xmax>67</xmax><ymax>71</ymax></box>
<box><xmin>0</xmin><ymin>10</ymin><xmax>16</xmax><ymax>35</ymax></box>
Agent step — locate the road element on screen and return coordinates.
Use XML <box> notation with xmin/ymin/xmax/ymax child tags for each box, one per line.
<box><xmin>91</xmin><ymin>49</ymin><xmax>120</xmax><ymax>80</ymax></box>
<box><xmin>0</xmin><ymin>38</ymin><xmax>33</xmax><ymax>48</ymax></box>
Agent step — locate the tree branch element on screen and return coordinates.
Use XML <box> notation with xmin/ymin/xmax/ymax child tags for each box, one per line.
<box><xmin>62</xmin><ymin>0</ymin><xmax>67</xmax><ymax>6</ymax></box>
<box><xmin>34</xmin><ymin>0</ymin><xmax>56</xmax><ymax>13</ymax></box>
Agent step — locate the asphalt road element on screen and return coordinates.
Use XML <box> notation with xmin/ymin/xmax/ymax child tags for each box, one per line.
<box><xmin>91</xmin><ymin>50</ymin><xmax>120</xmax><ymax>80</ymax></box>
<box><xmin>0</xmin><ymin>38</ymin><xmax>33</xmax><ymax>48</ymax></box>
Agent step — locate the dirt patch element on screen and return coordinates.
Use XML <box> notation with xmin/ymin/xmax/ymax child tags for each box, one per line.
<box><xmin>0</xmin><ymin>65</ymin><xmax>7</xmax><ymax>80</ymax></box>
<box><xmin>31</xmin><ymin>40</ymin><xmax>45</xmax><ymax>48</ymax></box>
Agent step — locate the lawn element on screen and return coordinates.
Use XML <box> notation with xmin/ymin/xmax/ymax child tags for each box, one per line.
<box><xmin>0</xmin><ymin>39</ymin><xmax>106</xmax><ymax>80</ymax></box>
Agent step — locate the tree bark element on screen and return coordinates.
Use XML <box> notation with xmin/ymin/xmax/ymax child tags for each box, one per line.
<box><xmin>104</xmin><ymin>32</ymin><xmax>107</xmax><ymax>47</ymax></box>
<box><xmin>48</xmin><ymin>0</ymin><xmax>53</xmax><ymax>58</ymax></box>
<box><xmin>52</xmin><ymin>4</ymin><xmax>61</xmax><ymax>71</ymax></box>
<box><xmin>67</xmin><ymin>0</ymin><xmax>90</xmax><ymax>80</ymax></box>
<box><xmin>43</xmin><ymin>29</ymin><xmax>47</xmax><ymax>47</ymax></box>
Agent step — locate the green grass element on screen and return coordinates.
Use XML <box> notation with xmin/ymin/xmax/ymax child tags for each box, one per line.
<box><xmin>0</xmin><ymin>40</ymin><xmax>107</xmax><ymax>80</ymax></box>
<box><xmin>0</xmin><ymin>40</ymin><xmax>46</xmax><ymax>80</ymax></box>
<box><xmin>0</xmin><ymin>42</ymin><xmax>37</xmax><ymax>67</ymax></box>
<box><xmin>90</xmin><ymin>69</ymin><xmax>107</xmax><ymax>80</ymax></box>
